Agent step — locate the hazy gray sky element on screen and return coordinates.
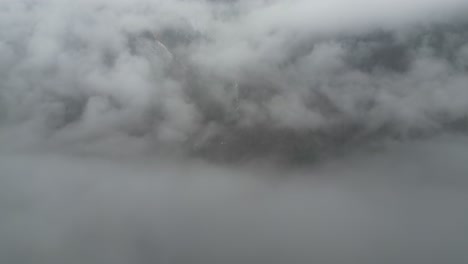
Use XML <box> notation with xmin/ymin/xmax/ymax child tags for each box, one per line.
<box><xmin>1</xmin><ymin>1</ymin><xmax>468</xmax><ymax>263</ymax></box>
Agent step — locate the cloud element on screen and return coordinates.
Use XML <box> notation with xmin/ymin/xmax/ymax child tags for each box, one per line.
<box><xmin>1</xmin><ymin>0</ymin><xmax>468</xmax><ymax>160</ymax></box>
<box><xmin>2</xmin><ymin>1</ymin><xmax>468</xmax><ymax>263</ymax></box>
<box><xmin>1</xmin><ymin>134</ymin><xmax>468</xmax><ymax>264</ymax></box>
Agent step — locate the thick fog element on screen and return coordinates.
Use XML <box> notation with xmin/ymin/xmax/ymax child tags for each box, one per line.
<box><xmin>1</xmin><ymin>0</ymin><xmax>468</xmax><ymax>263</ymax></box>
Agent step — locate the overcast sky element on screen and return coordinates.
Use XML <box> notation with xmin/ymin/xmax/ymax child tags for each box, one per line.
<box><xmin>1</xmin><ymin>1</ymin><xmax>468</xmax><ymax>263</ymax></box>
<box><xmin>0</xmin><ymin>0</ymin><xmax>467</xmax><ymax>156</ymax></box>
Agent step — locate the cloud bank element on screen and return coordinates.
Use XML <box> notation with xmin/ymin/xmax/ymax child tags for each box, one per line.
<box><xmin>2</xmin><ymin>1</ymin><xmax>468</xmax><ymax>263</ymax></box>
<box><xmin>1</xmin><ymin>135</ymin><xmax>468</xmax><ymax>264</ymax></box>
<box><xmin>1</xmin><ymin>0</ymin><xmax>468</xmax><ymax>161</ymax></box>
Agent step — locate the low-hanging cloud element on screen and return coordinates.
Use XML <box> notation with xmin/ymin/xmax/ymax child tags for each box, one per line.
<box><xmin>2</xmin><ymin>1</ymin><xmax>468</xmax><ymax>263</ymax></box>
<box><xmin>1</xmin><ymin>134</ymin><xmax>468</xmax><ymax>264</ymax></box>
<box><xmin>1</xmin><ymin>0</ymin><xmax>468</xmax><ymax>160</ymax></box>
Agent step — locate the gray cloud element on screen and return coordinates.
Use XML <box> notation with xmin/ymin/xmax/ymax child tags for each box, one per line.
<box><xmin>1</xmin><ymin>134</ymin><xmax>468</xmax><ymax>264</ymax></box>
<box><xmin>1</xmin><ymin>0</ymin><xmax>468</xmax><ymax>160</ymax></box>
<box><xmin>1</xmin><ymin>1</ymin><xmax>468</xmax><ymax>263</ymax></box>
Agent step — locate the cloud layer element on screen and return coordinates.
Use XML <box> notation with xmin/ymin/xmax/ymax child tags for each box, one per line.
<box><xmin>2</xmin><ymin>134</ymin><xmax>468</xmax><ymax>264</ymax></box>
<box><xmin>1</xmin><ymin>0</ymin><xmax>468</xmax><ymax>160</ymax></box>
<box><xmin>2</xmin><ymin>1</ymin><xmax>468</xmax><ymax>263</ymax></box>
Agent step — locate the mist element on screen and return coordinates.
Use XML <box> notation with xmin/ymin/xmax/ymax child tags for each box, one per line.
<box><xmin>1</xmin><ymin>0</ymin><xmax>468</xmax><ymax>263</ymax></box>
